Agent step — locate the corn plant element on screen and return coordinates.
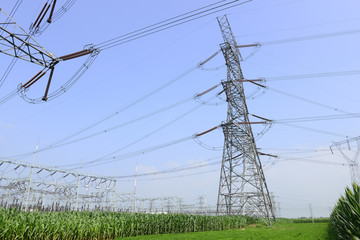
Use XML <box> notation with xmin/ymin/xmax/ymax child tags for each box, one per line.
<box><xmin>330</xmin><ymin>183</ymin><xmax>360</xmax><ymax>240</ymax></box>
<box><xmin>0</xmin><ymin>208</ymin><xmax>257</xmax><ymax>239</ymax></box>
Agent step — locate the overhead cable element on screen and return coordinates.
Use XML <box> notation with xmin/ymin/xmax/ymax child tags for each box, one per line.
<box><xmin>92</xmin><ymin>102</ymin><xmax>205</xmax><ymax>163</ymax></box>
<box><xmin>61</xmin><ymin>135</ymin><xmax>195</xmax><ymax>169</ymax></box>
<box><xmin>94</xmin><ymin>0</ymin><xmax>253</xmax><ymax>51</ymax></box>
<box><xmin>278</xmin><ymin>122</ymin><xmax>348</xmax><ymax>138</ymax></box>
<box><xmin>274</xmin><ymin>113</ymin><xmax>360</xmax><ymax>124</ymax></box>
<box><xmin>62</xmin><ymin>124</ymin><xmax>223</xmax><ymax>169</ymax></box>
<box><xmin>8</xmin><ymin>66</ymin><xmax>198</xmax><ymax>159</ymax></box>
<box><xmin>267</xmin><ymin>86</ymin><xmax>350</xmax><ymax>114</ymax></box>
<box><xmin>277</xmin><ymin>155</ymin><xmax>348</xmax><ymax>166</ymax></box>
<box><xmin>262</xmin><ymin>28</ymin><xmax>360</xmax><ymax>46</ymax></box>
<box><xmin>112</xmin><ymin>158</ymin><xmax>221</xmax><ymax>179</ymax></box>
<box><xmin>265</xmin><ymin>69</ymin><xmax>360</xmax><ymax>82</ymax></box>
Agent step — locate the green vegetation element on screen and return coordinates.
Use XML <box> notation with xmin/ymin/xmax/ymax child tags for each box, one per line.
<box><xmin>330</xmin><ymin>183</ymin><xmax>360</xmax><ymax>240</ymax></box>
<box><xmin>3</xmin><ymin>203</ymin><xmax>350</xmax><ymax>240</ymax></box>
<box><xmin>0</xmin><ymin>208</ymin><xmax>255</xmax><ymax>239</ymax></box>
<box><xmin>292</xmin><ymin>218</ymin><xmax>330</xmax><ymax>223</ymax></box>
<box><xmin>120</xmin><ymin>222</ymin><xmax>330</xmax><ymax>240</ymax></box>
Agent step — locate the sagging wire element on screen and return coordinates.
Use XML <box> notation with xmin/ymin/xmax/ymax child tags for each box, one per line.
<box><xmin>192</xmin><ymin>125</ymin><xmax>223</xmax><ymax>151</ymax></box>
<box><xmin>254</xmin><ymin>122</ymin><xmax>273</xmax><ymax>141</ymax></box>
<box><xmin>199</xmin><ymin>64</ymin><xmax>226</xmax><ymax>71</ymax></box>
<box><xmin>29</xmin><ymin>0</ymin><xmax>76</xmax><ymax>36</ymax></box>
<box><xmin>194</xmin><ymin>94</ymin><xmax>226</xmax><ymax>106</ymax></box>
<box><xmin>92</xmin><ymin>103</ymin><xmax>205</xmax><ymax>164</ymax></box>
<box><xmin>0</xmin><ymin>57</ymin><xmax>18</xmax><ymax>89</ymax></box>
<box><xmin>51</xmin><ymin>0</ymin><xmax>76</xmax><ymax>22</ymax></box>
<box><xmin>0</xmin><ymin>4</ymin><xmax>93</xmax><ymax>105</ymax></box>
<box><xmin>238</xmin><ymin>42</ymin><xmax>261</xmax><ymax>61</ymax></box>
<box><xmin>245</xmin><ymin>79</ymin><xmax>268</xmax><ymax>100</ymax></box>
<box><xmin>1</xmin><ymin>1</ymin><xmax>252</xmax><ymax>104</ymax></box>
<box><xmin>62</xmin><ymin>135</ymin><xmax>195</xmax><ymax>169</ymax></box>
<box><xmin>112</xmin><ymin>158</ymin><xmax>221</xmax><ymax>179</ymax></box>
<box><xmin>94</xmin><ymin>0</ymin><xmax>253</xmax><ymax>51</ymax></box>
<box><xmin>122</xmin><ymin>168</ymin><xmax>219</xmax><ymax>182</ymax></box>
<box><xmin>7</xmin><ymin>66</ymin><xmax>199</xmax><ymax>160</ymax></box>
<box><xmin>0</xmin><ymin>1</ymin><xmax>25</xmax><ymax>89</ymax></box>
<box><xmin>193</xmin><ymin>136</ymin><xmax>223</xmax><ymax>151</ymax></box>
<box><xmin>0</xmin><ymin>0</ymin><xmax>75</xmax><ymax>89</ymax></box>
<box><xmin>0</xmin><ymin>0</ymin><xmax>23</xmax><ymax>35</ymax></box>
<box><xmin>74</xmin><ymin>95</ymin><xmax>226</xmax><ymax>169</ymax></box>
<box><xmin>259</xmin><ymin>152</ymin><xmax>279</xmax><ymax>171</ymax></box>
<box><xmin>275</xmin><ymin>154</ymin><xmax>348</xmax><ymax>167</ymax></box>
<box><xmin>18</xmin><ymin>45</ymin><xmax>99</xmax><ymax>104</ymax></box>
<box><xmin>197</xmin><ymin>49</ymin><xmax>225</xmax><ymax>71</ymax></box>
<box><xmin>193</xmin><ymin>83</ymin><xmax>226</xmax><ymax>106</ymax></box>
<box><xmin>0</xmin><ymin>89</ymin><xmax>18</xmax><ymax>105</ymax></box>
<box><xmin>59</xmin><ymin>124</ymin><xmax>224</xmax><ymax>169</ymax></box>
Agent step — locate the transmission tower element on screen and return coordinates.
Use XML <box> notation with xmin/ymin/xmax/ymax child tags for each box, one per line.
<box><xmin>216</xmin><ymin>15</ymin><xmax>275</xmax><ymax>225</ymax></box>
<box><xmin>0</xmin><ymin>8</ymin><xmax>97</xmax><ymax>102</ymax></box>
<box><xmin>330</xmin><ymin>136</ymin><xmax>360</xmax><ymax>185</ymax></box>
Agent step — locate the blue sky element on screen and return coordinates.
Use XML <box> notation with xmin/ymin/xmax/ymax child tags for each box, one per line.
<box><xmin>1</xmin><ymin>0</ymin><xmax>360</xmax><ymax>218</ymax></box>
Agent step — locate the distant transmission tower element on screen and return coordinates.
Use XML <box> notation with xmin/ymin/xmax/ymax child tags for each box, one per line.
<box><xmin>216</xmin><ymin>15</ymin><xmax>275</xmax><ymax>225</ymax></box>
<box><xmin>331</xmin><ymin>136</ymin><xmax>360</xmax><ymax>185</ymax></box>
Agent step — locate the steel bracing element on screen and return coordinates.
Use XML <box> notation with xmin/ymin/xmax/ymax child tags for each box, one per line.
<box><xmin>216</xmin><ymin>15</ymin><xmax>275</xmax><ymax>224</ymax></box>
<box><xmin>0</xmin><ymin>9</ymin><xmax>57</xmax><ymax>67</ymax></box>
<box><xmin>0</xmin><ymin>158</ymin><xmax>117</xmax><ymax>212</ymax></box>
<box><xmin>331</xmin><ymin>136</ymin><xmax>360</xmax><ymax>185</ymax></box>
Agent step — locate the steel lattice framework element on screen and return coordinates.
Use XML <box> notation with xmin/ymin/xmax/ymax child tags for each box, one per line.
<box><xmin>0</xmin><ymin>8</ymin><xmax>57</xmax><ymax>67</ymax></box>
<box><xmin>331</xmin><ymin>136</ymin><xmax>360</xmax><ymax>185</ymax></box>
<box><xmin>0</xmin><ymin>158</ymin><xmax>117</xmax><ymax>211</ymax></box>
<box><xmin>0</xmin><ymin>8</ymin><xmax>98</xmax><ymax>102</ymax></box>
<box><xmin>216</xmin><ymin>15</ymin><xmax>275</xmax><ymax>225</ymax></box>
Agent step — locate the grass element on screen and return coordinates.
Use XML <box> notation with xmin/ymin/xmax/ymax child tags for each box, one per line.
<box><xmin>119</xmin><ymin>222</ymin><xmax>331</xmax><ymax>240</ymax></box>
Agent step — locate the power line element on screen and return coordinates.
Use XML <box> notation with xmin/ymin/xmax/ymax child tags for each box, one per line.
<box><xmin>236</xmin><ymin>17</ymin><xmax>360</xmax><ymax>38</ymax></box>
<box><xmin>0</xmin><ymin>0</ymin><xmax>76</xmax><ymax>91</ymax></box>
<box><xmin>90</xmin><ymin>102</ymin><xmax>206</xmax><ymax>164</ymax></box>
<box><xmin>261</xmin><ymin>28</ymin><xmax>360</xmax><ymax>46</ymax></box>
<box><xmin>0</xmin><ymin>0</ymin><xmax>23</xmax><ymax>88</ymax></box>
<box><xmin>7</xmin><ymin>64</ymin><xmax>201</xmax><ymax>159</ymax></box>
<box><xmin>95</xmin><ymin>0</ymin><xmax>230</xmax><ymax>49</ymax></box>
<box><xmin>259</xmin><ymin>147</ymin><xmax>331</xmax><ymax>152</ymax></box>
<box><xmin>278</xmin><ymin>122</ymin><xmax>348</xmax><ymax>138</ymax></box>
<box><xmin>265</xmin><ymin>69</ymin><xmax>360</xmax><ymax>82</ymax></box>
<box><xmin>112</xmin><ymin>157</ymin><xmax>221</xmax><ymax>179</ymax></box>
<box><xmin>128</xmin><ymin>168</ymin><xmax>219</xmax><ymax>182</ymax></box>
<box><xmin>7</xmin><ymin>66</ymin><xmax>358</xmax><ymax>158</ymax></box>
<box><xmin>0</xmin><ymin>89</ymin><xmax>18</xmax><ymax>105</ymax></box>
<box><xmin>95</xmin><ymin>0</ymin><xmax>252</xmax><ymax>51</ymax></box>
<box><xmin>46</xmin><ymin>98</ymin><xmax>194</xmax><ymax>152</ymax></box>
<box><xmin>276</xmin><ymin>155</ymin><xmax>348</xmax><ymax>166</ymax></box>
<box><xmin>59</xmin><ymin>135</ymin><xmax>195</xmax><ymax>169</ymax></box>
<box><xmin>267</xmin><ymin>86</ymin><xmax>350</xmax><ymax>114</ymax></box>
<box><xmin>274</xmin><ymin>113</ymin><xmax>360</xmax><ymax>124</ymax></box>
<box><xmin>63</xmin><ymin>122</ymin><xmax>223</xmax><ymax>169</ymax></box>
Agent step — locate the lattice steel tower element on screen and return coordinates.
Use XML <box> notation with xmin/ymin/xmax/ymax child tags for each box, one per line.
<box><xmin>331</xmin><ymin>136</ymin><xmax>360</xmax><ymax>185</ymax></box>
<box><xmin>216</xmin><ymin>15</ymin><xmax>275</xmax><ymax>224</ymax></box>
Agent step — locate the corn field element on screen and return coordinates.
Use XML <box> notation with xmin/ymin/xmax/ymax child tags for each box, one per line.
<box><xmin>330</xmin><ymin>183</ymin><xmax>360</xmax><ymax>240</ymax></box>
<box><xmin>0</xmin><ymin>207</ymin><xmax>257</xmax><ymax>239</ymax></box>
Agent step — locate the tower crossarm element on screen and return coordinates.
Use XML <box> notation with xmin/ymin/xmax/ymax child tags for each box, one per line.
<box><xmin>330</xmin><ymin>136</ymin><xmax>360</xmax><ymax>184</ymax></box>
<box><xmin>0</xmin><ymin>9</ymin><xmax>57</xmax><ymax>67</ymax></box>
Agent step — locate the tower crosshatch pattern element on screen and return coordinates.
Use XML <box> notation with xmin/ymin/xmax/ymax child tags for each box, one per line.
<box><xmin>215</xmin><ymin>15</ymin><xmax>276</xmax><ymax>225</ymax></box>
